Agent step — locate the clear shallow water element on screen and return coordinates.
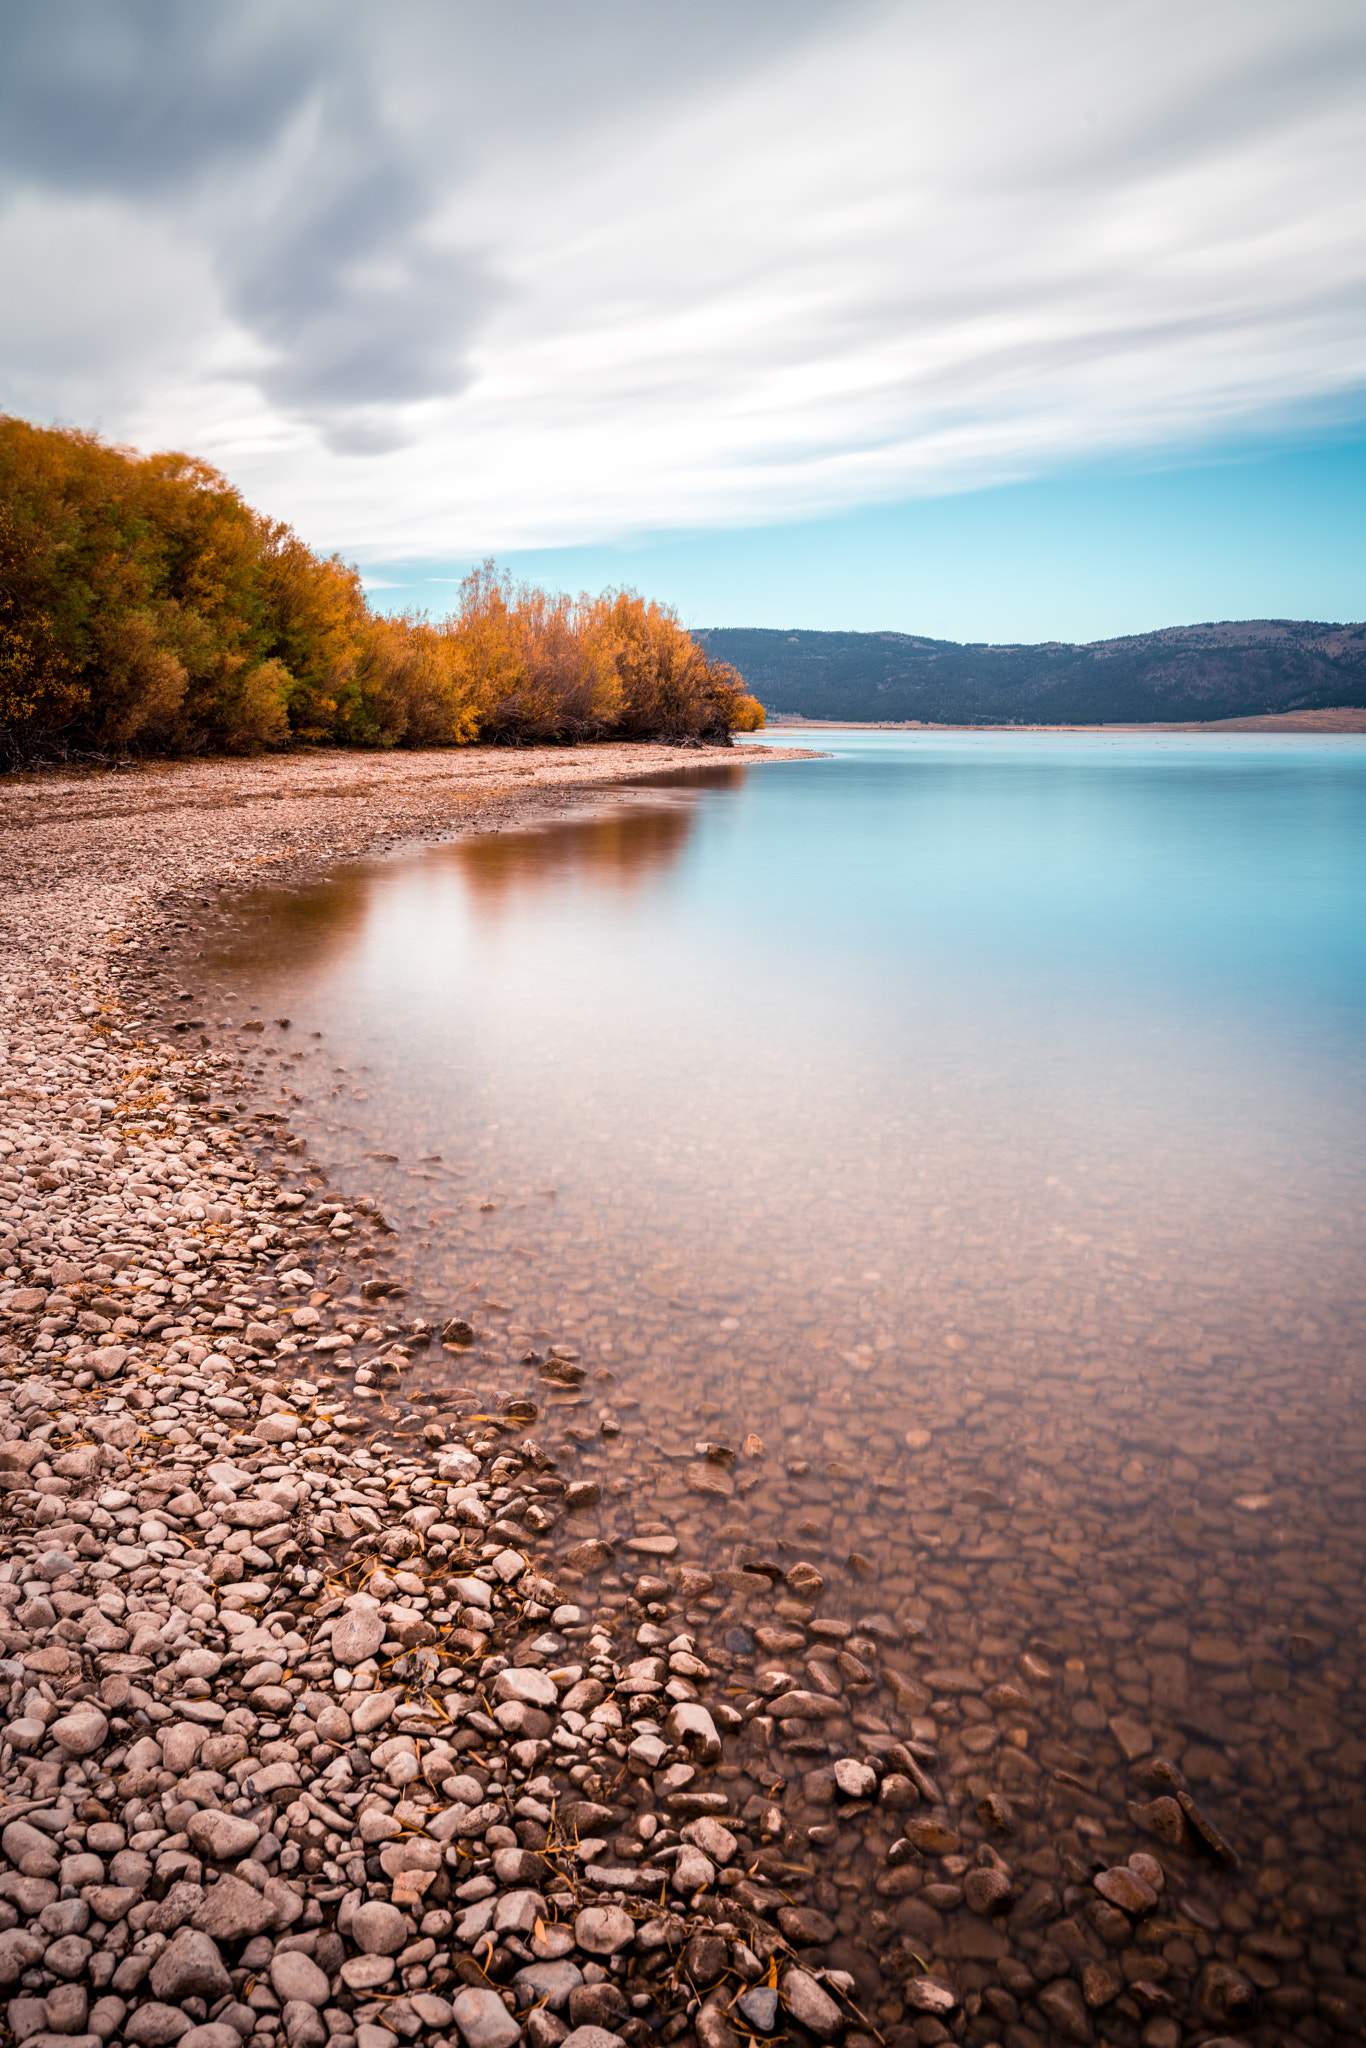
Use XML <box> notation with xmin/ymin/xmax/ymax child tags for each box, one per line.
<box><xmin>194</xmin><ymin>732</ymin><xmax>1366</xmax><ymax>1998</ymax></box>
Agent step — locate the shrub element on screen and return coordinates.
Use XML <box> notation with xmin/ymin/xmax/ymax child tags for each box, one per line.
<box><xmin>0</xmin><ymin>418</ymin><xmax>764</xmax><ymax>760</ymax></box>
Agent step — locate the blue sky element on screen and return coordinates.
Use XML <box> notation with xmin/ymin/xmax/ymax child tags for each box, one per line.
<box><xmin>3</xmin><ymin>0</ymin><xmax>1365</xmax><ymax>642</ymax></box>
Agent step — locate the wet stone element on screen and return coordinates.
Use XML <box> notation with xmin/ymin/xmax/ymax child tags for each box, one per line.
<box><xmin>1195</xmin><ymin>1963</ymin><xmax>1257</xmax><ymax>2029</ymax></box>
<box><xmin>779</xmin><ymin>1969</ymin><xmax>842</xmax><ymax>2042</ymax></box>
<box><xmin>682</xmin><ymin>1934</ymin><xmax>728</xmax><ymax>1987</ymax></box>
<box><xmin>902</xmin><ymin>1981</ymin><xmax>958</xmax><ymax>2017</ymax></box>
<box><xmin>736</xmin><ymin>1988</ymin><xmax>779</xmax><ymax>2034</ymax></box>
<box><xmin>963</xmin><ymin>1868</ymin><xmax>1013</xmax><ymax>1915</ymax></box>
<box><xmin>1078</xmin><ymin>1960</ymin><xmax>1124</xmax><ymax>2010</ymax></box>
<box><xmin>905</xmin><ymin>1820</ymin><xmax>960</xmax><ymax>1855</ymax></box>
<box><xmin>1094</xmin><ymin>1866</ymin><xmax>1157</xmax><ymax>1914</ymax></box>
<box><xmin>1036</xmin><ymin>1979</ymin><xmax>1092</xmax><ymax>2044</ymax></box>
<box><xmin>777</xmin><ymin>1906</ymin><xmax>836</xmax><ymax>1947</ymax></box>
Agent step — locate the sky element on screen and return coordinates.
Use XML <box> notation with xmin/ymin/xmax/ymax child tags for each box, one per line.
<box><xmin>2</xmin><ymin>0</ymin><xmax>1364</xmax><ymax>642</ymax></box>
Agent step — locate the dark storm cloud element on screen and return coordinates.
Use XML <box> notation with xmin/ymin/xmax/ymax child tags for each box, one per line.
<box><xmin>0</xmin><ymin>1</ymin><xmax>321</xmax><ymax>194</ymax></box>
<box><xmin>0</xmin><ymin>8</ymin><xmax>499</xmax><ymax>445</ymax></box>
<box><xmin>0</xmin><ymin>0</ymin><xmax>842</xmax><ymax>449</ymax></box>
<box><xmin>226</xmin><ymin>157</ymin><xmax>494</xmax><ymax>446</ymax></box>
<box><xmin>0</xmin><ymin>0</ymin><xmax>492</xmax><ymax>441</ymax></box>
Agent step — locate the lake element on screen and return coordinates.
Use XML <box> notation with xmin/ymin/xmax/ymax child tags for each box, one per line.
<box><xmin>196</xmin><ymin>729</ymin><xmax>1366</xmax><ymax>2001</ymax></box>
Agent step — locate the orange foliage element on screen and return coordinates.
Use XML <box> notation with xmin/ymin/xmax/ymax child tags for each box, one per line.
<box><xmin>0</xmin><ymin>419</ymin><xmax>764</xmax><ymax>759</ymax></box>
<box><xmin>443</xmin><ymin>563</ymin><xmax>763</xmax><ymax>744</ymax></box>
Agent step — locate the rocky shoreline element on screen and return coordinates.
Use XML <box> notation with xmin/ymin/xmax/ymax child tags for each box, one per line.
<box><xmin>0</xmin><ymin>747</ymin><xmax>1308</xmax><ymax>2048</ymax></box>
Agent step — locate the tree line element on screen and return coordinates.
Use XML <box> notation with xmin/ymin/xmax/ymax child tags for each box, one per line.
<box><xmin>0</xmin><ymin>417</ymin><xmax>763</xmax><ymax>763</ymax></box>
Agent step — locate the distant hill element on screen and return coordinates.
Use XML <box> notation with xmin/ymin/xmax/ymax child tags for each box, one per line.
<box><xmin>697</xmin><ymin>619</ymin><xmax>1366</xmax><ymax>725</ymax></box>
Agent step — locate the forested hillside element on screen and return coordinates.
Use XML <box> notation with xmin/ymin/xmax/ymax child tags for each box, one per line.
<box><xmin>699</xmin><ymin>621</ymin><xmax>1366</xmax><ymax>724</ymax></box>
<box><xmin>0</xmin><ymin>418</ymin><xmax>762</xmax><ymax>762</ymax></box>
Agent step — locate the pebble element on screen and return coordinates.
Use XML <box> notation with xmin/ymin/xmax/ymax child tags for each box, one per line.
<box><xmin>125</xmin><ymin>2005</ymin><xmax>193</xmax><ymax>2046</ymax></box>
<box><xmin>736</xmin><ymin>1985</ymin><xmax>778</xmax><ymax>2031</ymax></box>
<box><xmin>0</xmin><ymin>746</ymin><xmax>1358</xmax><ymax>2048</ymax></box>
<box><xmin>268</xmin><ymin>1951</ymin><xmax>330</xmax><ymax>2005</ymax></box>
<box><xmin>148</xmin><ymin>1932</ymin><xmax>231</xmax><ymax>2002</ymax></box>
<box><xmin>329</xmin><ymin>1611</ymin><xmax>384</xmax><ymax>1665</ymax></box>
<box><xmin>1094</xmin><ymin>1863</ymin><xmax>1156</xmax><ymax>1913</ymax></box>
<box><xmin>573</xmin><ymin>1907</ymin><xmax>633</xmax><ymax>1957</ymax></box>
<box><xmin>47</xmin><ymin>1709</ymin><xmax>107</xmax><ymax>1756</ymax></box>
<box><xmin>779</xmin><ymin>1967</ymin><xmax>844</xmax><ymax>2041</ymax></box>
<box><xmin>348</xmin><ymin>1902</ymin><xmax>407</xmax><ymax>1955</ymax></box>
<box><xmin>1036</xmin><ymin>1978</ymin><xmax>1091</xmax><ymax>2042</ymax></box>
<box><xmin>832</xmin><ymin>1757</ymin><xmax>876</xmax><ymax>1799</ymax></box>
<box><xmin>185</xmin><ymin>1810</ymin><xmax>259</xmax><ymax>1860</ymax></box>
<box><xmin>902</xmin><ymin>1977</ymin><xmax>958</xmax><ymax>2015</ymax></box>
<box><xmin>450</xmin><ymin>1986</ymin><xmax>522</xmax><ymax>2048</ymax></box>
<box><xmin>512</xmin><ymin>1960</ymin><xmax>582</xmax><ymax>2012</ymax></box>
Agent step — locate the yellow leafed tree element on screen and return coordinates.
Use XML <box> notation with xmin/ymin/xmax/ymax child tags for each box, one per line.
<box><xmin>0</xmin><ymin>418</ymin><xmax>764</xmax><ymax>761</ymax></box>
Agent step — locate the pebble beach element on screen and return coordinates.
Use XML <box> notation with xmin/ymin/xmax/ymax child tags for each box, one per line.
<box><xmin>0</xmin><ymin>743</ymin><xmax>1356</xmax><ymax>2048</ymax></box>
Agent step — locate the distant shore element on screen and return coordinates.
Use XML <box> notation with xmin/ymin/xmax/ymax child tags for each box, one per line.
<box><xmin>764</xmin><ymin>705</ymin><xmax>1366</xmax><ymax>734</ymax></box>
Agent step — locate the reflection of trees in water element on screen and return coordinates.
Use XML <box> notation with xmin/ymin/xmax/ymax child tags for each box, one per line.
<box><xmin>455</xmin><ymin>792</ymin><xmax>712</xmax><ymax>905</ymax></box>
<box><xmin>201</xmin><ymin>871</ymin><xmax>375</xmax><ymax>981</ymax></box>
<box><xmin>203</xmin><ymin>766</ymin><xmax>746</xmax><ymax>970</ymax></box>
<box><xmin>613</xmin><ymin>763</ymin><xmax>748</xmax><ymax>795</ymax></box>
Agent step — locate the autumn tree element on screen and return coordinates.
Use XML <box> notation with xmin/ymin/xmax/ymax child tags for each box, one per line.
<box><xmin>0</xmin><ymin>418</ymin><xmax>764</xmax><ymax>761</ymax></box>
<box><xmin>0</xmin><ymin>501</ymin><xmax>84</xmax><ymax>759</ymax></box>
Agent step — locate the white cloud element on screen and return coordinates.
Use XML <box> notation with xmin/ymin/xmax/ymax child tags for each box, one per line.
<box><xmin>1</xmin><ymin>0</ymin><xmax>1363</xmax><ymax>552</ymax></box>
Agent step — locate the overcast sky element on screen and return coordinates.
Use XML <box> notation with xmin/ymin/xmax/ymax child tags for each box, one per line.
<box><xmin>3</xmin><ymin>0</ymin><xmax>1364</xmax><ymax>636</ymax></box>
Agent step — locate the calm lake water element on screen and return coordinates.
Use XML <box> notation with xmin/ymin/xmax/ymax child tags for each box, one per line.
<box><xmin>199</xmin><ymin>731</ymin><xmax>1366</xmax><ymax>2006</ymax></box>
